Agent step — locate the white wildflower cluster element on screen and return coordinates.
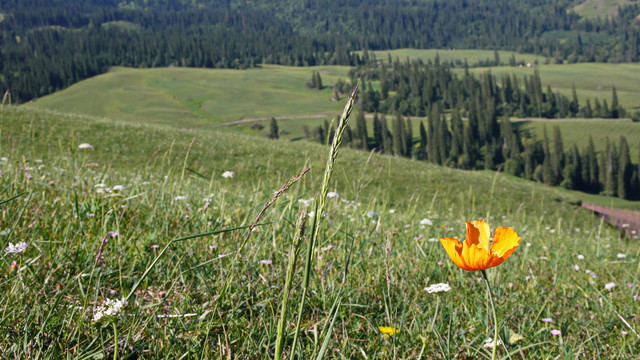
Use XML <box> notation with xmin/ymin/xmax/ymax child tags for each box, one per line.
<box><xmin>366</xmin><ymin>211</ymin><xmax>379</xmax><ymax>218</ymax></box>
<box><xmin>221</xmin><ymin>171</ymin><xmax>235</xmax><ymax>178</ymax></box>
<box><xmin>420</xmin><ymin>218</ymin><xmax>433</xmax><ymax>226</ymax></box>
<box><xmin>424</xmin><ymin>283</ymin><xmax>451</xmax><ymax>294</ymax></box>
<box><xmin>93</xmin><ymin>298</ymin><xmax>127</xmax><ymax>322</ymax></box>
<box><xmin>326</xmin><ymin>191</ymin><xmax>340</xmax><ymax>199</ymax></box>
<box><xmin>78</xmin><ymin>143</ymin><xmax>94</xmax><ymax>150</ymax></box>
<box><xmin>5</xmin><ymin>242</ymin><xmax>28</xmax><ymax>254</ymax></box>
<box><xmin>483</xmin><ymin>337</ymin><xmax>503</xmax><ymax>349</ymax></box>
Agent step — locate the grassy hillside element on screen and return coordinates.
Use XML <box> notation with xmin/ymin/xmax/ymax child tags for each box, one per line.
<box><xmin>361</xmin><ymin>48</ymin><xmax>551</xmax><ymax>66</ymax></box>
<box><xmin>1</xmin><ymin>105</ymin><xmax>638</xmax><ymax>357</ymax></box>
<box><xmin>32</xmin><ymin>61</ymin><xmax>640</xmax><ymax>131</ymax></box>
<box><xmin>32</xmin><ymin>65</ymin><xmax>350</xmax><ymax>127</ymax></box>
<box><xmin>515</xmin><ymin>119</ymin><xmax>640</xmax><ymax>152</ymax></box>
<box><xmin>572</xmin><ymin>0</ymin><xmax>640</xmax><ymax>19</ymax></box>
<box><xmin>465</xmin><ymin>63</ymin><xmax>640</xmax><ymax>111</ymax></box>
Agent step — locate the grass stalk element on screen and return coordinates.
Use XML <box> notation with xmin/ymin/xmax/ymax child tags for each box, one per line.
<box><xmin>291</xmin><ymin>81</ymin><xmax>359</xmax><ymax>355</ymax></box>
<box><xmin>274</xmin><ymin>211</ymin><xmax>307</xmax><ymax>360</ymax></box>
<box><xmin>481</xmin><ymin>270</ymin><xmax>498</xmax><ymax>360</ymax></box>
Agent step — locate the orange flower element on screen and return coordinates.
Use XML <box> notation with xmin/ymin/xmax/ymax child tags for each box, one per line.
<box><xmin>439</xmin><ymin>220</ymin><xmax>521</xmax><ymax>271</ymax></box>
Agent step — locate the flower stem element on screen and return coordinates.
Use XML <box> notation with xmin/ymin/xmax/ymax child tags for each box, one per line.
<box><xmin>481</xmin><ymin>270</ymin><xmax>498</xmax><ymax>360</ymax></box>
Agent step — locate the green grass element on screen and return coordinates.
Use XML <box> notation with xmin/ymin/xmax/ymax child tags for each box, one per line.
<box><xmin>32</xmin><ymin>65</ymin><xmax>351</xmax><ymax>127</ymax></box>
<box><xmin>0</xmin><ymin>105</ymin><xmax>638</xmax><ymax>358</ymax></box>
<box><xmin>100</xmin><ymin>20</ymin><xmax>141</xmax><ymax>31</ymax></box>
<box><xmin>464</xmin><ymin>63</ymin><xmax>640</xmax><ymax>111</ymax></box>
<box><xmin>0</xmin><ymin>13</ymin><xmax>5</xmax><ymax>22</ymax></box>
<box><xmin>572</xmin><ymin>0</ymin><xmax>640</xmax><ymax>19</ymax></box>
<box><xmin>32</xmin><ymin>61</ymin><xmax>640</xmax><ymax>131</ymax></box>
<box><xmin>360</xmin><ymin>48</ymin><xmax>551</xmax><ymax>66</ymax></box>
<box><xmin>516</xmin><ymin>119</ymin><xmax>640</xmax><ymax>154</ymax></box>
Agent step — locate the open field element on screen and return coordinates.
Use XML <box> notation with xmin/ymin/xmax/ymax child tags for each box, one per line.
<box><xmin>464</xmin><ymin>63</ymin><xmax>640</xmax><ymax>111</ymax></box>
<box><xmin>32</xmin><ymin>65</ymin><xmax>350</xmax><ymax>127</ymax></box>
<box><xmin>1</xmin><ymin>105</ymin><xmax>638</xmax><ymax>357</ymax></box>
<box><xmin>32</xmin><ymin>60</ymin><xmax>640</xmax><ymax>131</ymax></box>
<box><xmin>572</xmin><ymin>0</ymin><xmax>640</xmax><ymax>19</ymax></box>
<box><xmin>360</xmin><ymin>48</ymin><xmax>551</xmax><ymax>66</ymax></box>
<box><xmin>515</xmin><ymin>119</ymin><xmax>640</xmax><ymax>154</ymax></box>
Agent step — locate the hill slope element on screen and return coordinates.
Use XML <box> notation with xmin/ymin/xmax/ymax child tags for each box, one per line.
<box><xmin>1</xmin><ymin>105</ymin><xmax>637</xmax><ymax>357</ymax></box>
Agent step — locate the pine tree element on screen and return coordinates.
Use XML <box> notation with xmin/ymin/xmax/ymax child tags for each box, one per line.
<box><xmin>355</xmin><ymin>109</ymin><xmax>369</xmax><ymax>150</ymax></box>
<box><xmin>269</xmin><ymin>117</ymin><xmax>279</xmax><ymax>139</ymax></box>
<box><xmin>611</xmin><ymin>86</ymin><xmax>620</xmax><ymax>118</ymax></box>
<box><xmin>450</xmin><ymin>108</ymin><xmax>463</xmax><ymax>161</ymax></box>
<box><xmin>418</xmin><ymin>121</ymin><xmax>428</xmax><ymax>160</ymax></box>
<box><xmin>381</xmin><ymin>115</ymin><xmax>393</xmax><ymax>155</ymax></box>
<box><xmin>587</xmin><ymin>136</ymin><xmax>599</xmax><ymax>192</ymax></box>
<box><xmin>462</xmin><ymin>124</ymin><xmax>477</xmax><ymax>169</ymax></box>
<box><xmin>405</xmin><ymin>117</ymin><xmax>414</xmax><ymax>158</ymax></box>
<box><xmin>373</xmin><ymin>113</ymin><xmax>383</xmax><ymax>151</ymax></box>
<box><xmin>618</xmin><ymin>136</ymin><xmax>632</xmax><ymax>199</ymax></box>
<box><xmin>542</xmin><ymin>126</ymin><xmax>557</xmax><ymax>185</ymax></box>
<box><xmin>552</xmin><ymin>126</ymin><xmax>564</xmax><ymax>181</ymax></box>
<box><xmin>393</xmin><ymin>114</ymin><xmax>405</xmax><ymax>156</ymax></box>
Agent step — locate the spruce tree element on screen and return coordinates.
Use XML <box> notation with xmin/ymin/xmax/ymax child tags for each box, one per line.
<box><xmin>419</xmin><ymin>121</ymin><xmax>428</xmax><ymax>160</ymax></box>
<box><xmin>405</xmin><ymin>118</ymin><xmax>414</xmax><ymax>158</ymax></box>
<box><xmin>393</xmin><ymin>114</ymin><xmax>405</xmax><ymax>156</ymax></box>
<box><xmin>269</xmin><ymin>117</ymin><xmax>279</xmax><ymax>139</ymax></box>
<box><xmin>373</xmin><ymin>113</ymin><xmax>383</xmax><ymax>151</ymax></box>
<box><xmin>381</xmin><ymin>115</ymin><xmax>393</xmax><ymax>155</ymax></box>
<box><xmin>618</xmin><ymin>136</ymin><xmax>632</xmax><ymax>199</ymax></box>
<box><xmin>611</xmin><ymin>86</ymin><xmax>620</xmax><ymax>118</ymax></box>
<box><xmin>355</xmin><ymin>109</ymin><xmax>369</xmax><ymax>150</ymax></box>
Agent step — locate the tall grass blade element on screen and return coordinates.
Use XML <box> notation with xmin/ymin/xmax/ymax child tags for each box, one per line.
<box><xmin>291</xmin><ymin>81</ymin><xmax>359</xmax><ymax>356</ymax></box>
<box><xmin>274</xmin><ymin>211</ymin><xmax>307</xmax><ymax>360</ymax></box>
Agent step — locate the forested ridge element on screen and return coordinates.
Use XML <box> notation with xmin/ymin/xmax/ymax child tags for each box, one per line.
<box><xmin>2</xmin><ymin>0</ymin><xmax>640</xmax><ymax>103</ymax></box>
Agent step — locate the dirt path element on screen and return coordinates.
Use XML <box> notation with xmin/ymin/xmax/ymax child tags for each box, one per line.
<box><xmin>582</xmin><ymin>202</ymin><xmax>640</xmax><ymax>237</ymax></box>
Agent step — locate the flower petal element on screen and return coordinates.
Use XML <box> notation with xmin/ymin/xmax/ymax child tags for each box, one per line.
<box><xmin>465</xmin><ymin>220</ymin><xmax>490</xmax><ymax>250</ymax></box>
<box><xmin>489</xmin><ymin>226</ymin><xmax>521</xmax><ymax>267</ymax></box>
<box><xmin>439</xmin><ymin>237</ymin><xmax>469</xmax><ymax>270</ymax></box>
<box><xmin>463</xmin><ymin>243</ymin><xmax>493</xmax><ymax>271</ymax></box>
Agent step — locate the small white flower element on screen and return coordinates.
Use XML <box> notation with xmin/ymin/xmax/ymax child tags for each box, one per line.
<box><xmin>0</xmin><ymin>157</ymin><xmax>7</xmax><ymax>162</ymax></box>
<box><xmin>221</xmin><ymin>171</ymin><xmax>235</xmax><ymax>178</ymax></box>
<box><xmin>585</xmin><ymin>269</ymin><xmax>597</xmax><ymax>279</ymax></box>
<box><xmin>94</xmin><ymin>183</ymin><xmax>107</xmax><ymax>188</ymax></box>
<box><xmin>577</xmin><ymin>254</ymin><xmax>585</xmax><ymax>260</ymax></box>
<box><xmin>526</xmin><ymin>242</ymin><xmax>531</xmax><ymax>247</ymax></box>
<box><xmin>112</xmin><ymin>185</ymin><xmax>125</xmax><ymax>191</ymax></box>
<box><xmin>259</xmin><ymin>259</ymin><xmax>272</xmax><ymax>265</ymax></box>
<box><xmin>366</xmin><ymin>211</ymin><xmax>378</xmax><ymax>218</ymax></box>
<box><xmin>388</xmin><ymin>209</ymin><xmax>395</xmax><ymax>214</ymax></box>
<box><xmin>327</xmin><ymin>192</ymin><xmax>340</xmax><ymax>198</ymax></box>
<box><xmin>419</xmin><ymin>218</ymin><xmax>433</xmax><ymax>226</ymax></box>
<box><xmin>78</xmin><ymin>143</ymin><xmax>94</xmax><ymax>150</ymax></box>
<box><xmin>483</xmin><ymin>337</ymin><xmax>503</xmax><ymax>349</ymax></box>
<box><xmin>5</xmin><ymin>242</ymin><xmax>28</xmax><ymax>254</ymax></box>
<box><xmin>174</xmin><ymin>195</ymin><xmax>187</xmax><ymax>201</ymax></box>
<box><xmin>424</xmin><ymin>283</ymin><xmax>451</xmax><ymax>294</ymax></box>
<box><xmin>93</xmin><ymin>298</ymin><xmax>127</xmax><ymax>322</ymax></box>
<box><xmin>574</xmin><ymin>264</ymin><xmax>580</xmax><ymax>271</ymax></box>
<box><xmin>617</xmin><ymin>253</ymin><xmax>627</xmax><ymax>259</ymax></box>
<box><xmin>604</xmin><ymin>282</ymin><xmax>616</xmax><ymax>290</ymax></box>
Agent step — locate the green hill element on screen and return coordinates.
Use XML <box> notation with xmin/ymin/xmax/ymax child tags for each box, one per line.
<box><xmin>2</xmin><ymin>105</ymin><xmax>638</xmax><ymax>357</ymax></box>
<box><xmin>572</xmin><ymin>0</ymin><xmax>640</xmax><ymax>19</ymax></box>
<box><xmin>31</xmin><ymin>61</ymin><xmax>640</xmax><ymax>129</ymax></box>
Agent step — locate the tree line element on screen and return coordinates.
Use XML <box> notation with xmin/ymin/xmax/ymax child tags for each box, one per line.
<box><xmin>348</xmin><ymin>57</ymin><xmax>627</xmax><ymax>120</ymax></box>
<box><xmin>294</xmin><ymin>108</ymin><xmax>640</xmax><ymax>200</ymax></box>
<box><xmin>2</xmin><ymin>0</ymin><xmax>640</xmax><ymax>103</ymax></box>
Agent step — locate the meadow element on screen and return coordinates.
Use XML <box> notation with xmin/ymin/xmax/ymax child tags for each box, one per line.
<box><xmin>32</xmin><ymin>59</ymin><xmax>640</xmax><ymax>129</ymax></box>
<box><xmin>571</xmin><ymin>0</ymin><xmax>639</xmax><ymax>19</ymax></box>
<box><xmin>0</xmin><ymin>103</ymin><xmax>638</xmax><ymax>358</ymax></box>
<box><xmin>359</xmin><ymin>48</ymin><xmax>551</xmax><ymax>67</ymax></box>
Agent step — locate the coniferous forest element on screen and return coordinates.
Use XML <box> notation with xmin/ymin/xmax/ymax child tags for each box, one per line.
<box><xmin>2</xmin><ymin>0</ymin><xmax>640</xmax><ymax>103</ymax></box>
